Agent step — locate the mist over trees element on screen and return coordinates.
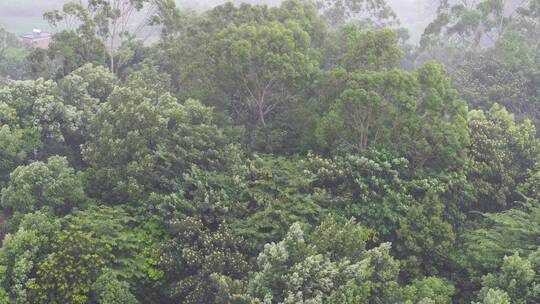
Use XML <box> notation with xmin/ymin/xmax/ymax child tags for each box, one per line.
<box><xmin>0</xmin><ymin>0</ymin><xmax>436</xmax><ymax>39</ymax></box>
<box><xmin>0</xmin><ymin>0</ymin><xmax>540</xmax><ymax>303</ymax></box>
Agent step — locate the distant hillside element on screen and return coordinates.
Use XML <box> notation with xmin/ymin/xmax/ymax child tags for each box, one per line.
<box><xmin>0</xmin><ymin>0</ymin><xmax>66</xmax><ymax>35</ymax></box>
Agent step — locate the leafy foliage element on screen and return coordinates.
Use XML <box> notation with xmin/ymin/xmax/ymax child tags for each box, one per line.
<box><xmin>1</xmin><ymin>156</ymin><xmax>87</xmax><ymax>217</ymax></box>
<box><xmin>247</xmin><ymin>219</ymin><xmax>401</xmax><ymax>303</ymax></box>
<box><xmin>82</xmin><ymin>85</ymin><xmax>240</xmax><ymax>204</ymax></box>
<box><xmin>91</xmin><ymin>269</ymin><xmax>138</xmax><ymax>304</ymax></box>
<box><xmin>0</xmin><ymin>212</ymin><xmax>60</xmax><ymax>303</ymax></box>
<box><xmin>316</xmin><ymin>64</ymin><xmax>469</xmax><ymax>170</ymax></box>
<box><xmin>0</xmin><ymin>0</ymin><xmax>539</xmax><ymax>303</ymax></box>
<box><xmin>468</xmin><ymin>104</ymin><xmax>539</xmax><ymax>211</ymax></box>
<box><xmin>158</xmin><ymin>217</ymin><xmax>250</xmax><ymax>304</ymax></box>
<box><xmin>475</xmin><ymin>252</ymin><xmax>540</xmax><ymax>304</ymax></box>
<box><xmin>461</xmin><ymin>203</ymin><xmax>540</xmax><ymax>279</ymax></box>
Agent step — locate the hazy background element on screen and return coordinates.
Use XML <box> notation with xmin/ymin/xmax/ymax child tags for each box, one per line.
<box><xmin>0</xmin><ymin>0</ymin><xmax>436</xmax><ymax>43</ymax></box>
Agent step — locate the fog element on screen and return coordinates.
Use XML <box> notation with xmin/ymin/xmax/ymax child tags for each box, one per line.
<box><xmin>180</xmin><ymin>0</ymin><xmax>437</xmax><ymax>42</ymax></box>
<box><xmin>0</xmin><ymin>0</ymin><xmax>437</xmax><ymax>42</ymax></box>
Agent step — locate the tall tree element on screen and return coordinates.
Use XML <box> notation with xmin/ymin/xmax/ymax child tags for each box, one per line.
<box><xmin>214</xmin><ymin>21</ymin><xmax>318</xmax><ymax>127</ymax></box>
<box><xmin>45</xmin><ymin>0</ymin><xmax>162</xmax><ymax>74</ymax></box>
<box><xmin>316</xmin><ymin>64</ymin><xmax>469</xmax><ymax>170</ymax></box>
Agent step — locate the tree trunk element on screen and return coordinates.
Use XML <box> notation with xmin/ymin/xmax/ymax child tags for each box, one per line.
<box><xmin>109</xmin><ymin>50</ymin><xmax>115</xmax><ymax>74</ymax></box>
<box><xmin>258</xmin><ymin>103</ymin><xmax>266</xmax><ymax>126</ymax></box>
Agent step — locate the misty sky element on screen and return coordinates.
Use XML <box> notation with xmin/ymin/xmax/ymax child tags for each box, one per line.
<box><xmin>0</xmin><ymin>0</ymin><xmax>435</xmax><ymax>42</ymax></box>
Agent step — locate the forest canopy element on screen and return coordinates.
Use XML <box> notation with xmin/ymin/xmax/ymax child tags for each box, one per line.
<box><xmin>0</xmin><ymin>0</ymin><xmax>540</xmax><ymax>303</ymax></box>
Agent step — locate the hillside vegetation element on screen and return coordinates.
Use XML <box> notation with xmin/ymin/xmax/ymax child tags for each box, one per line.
<box><xmin>0</xmin><ymin>0</ymin><xmax>540</xmax><ymax>303</ymax></box>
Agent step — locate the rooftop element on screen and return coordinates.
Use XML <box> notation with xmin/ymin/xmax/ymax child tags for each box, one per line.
<box><xmin>21</xmin><ymin>29</ymin><xmax>52</xmax><ymax>40</ymax></box>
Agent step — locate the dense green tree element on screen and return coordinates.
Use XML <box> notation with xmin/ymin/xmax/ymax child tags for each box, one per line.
<box><xmin>396</xmin><ymin>192</ymin><xmax>456</xmax><ymax>278</ymax></box>
<box><xmin>0</xmin><ymin>78</ymin><xmax>85</xmax><ymax>161</ymax></box>
<box><xmin>158</xmin><ymin>217</ymin><xmax>250</xmax><ymax>304</ymax></box>
<box><xmin>123</xmin><ymin>63</ymin><xmax>172</xmax><ymax>99</ymax></box>
<box><xmin>0</xmin><ymin>48</ymin><xmax>29</xmax><ymax>80</ymax></box>
<box><xmin>0</xmin><ymin>212</ymin><xmax>60</xmax><ymax>304</ymax></box>
<box><xmin>82</xmin><ymin>85</ymin><xmax>240</xmax><ymax>204</ymax></box>
<box><xmin>476</xmin><ymin>253</ymin><xmax>540</xmax><ymax>304</ymax></box>
<box><xmin>244</xmin><ymin>219</ymin><xmax>442</xmax><ymax>303</ymax></box>
<box><xmin>468</xmin><ymin>104</ymin><xmax>539</xmax><ymax>211</ymax></box>
<box><xmin>461</xmin><ymin>202</ymin><xmax>540</xmax><ymax>281</ymax></box>
<box><xmin>43</xmin><ymin>30</ymin><xmax>108</xmax><ymax>79</ymax></box>
<box><xmin>414</xmin><ymin>63</ymin><xmax>470</xmax><ymax>169</ymax></box>
<box><xmin>91</xmin><ymin>269</ymin><xmax>139</xmax><ymax>304</ymax></box>
<box><xmin>1</xmin><ymin>156</ymin><xmax>87</xmax><ymax>218</ymax></box>
<box><xmin>60</xmin><ymin>63</ymin><xmax>116</xmax><ymax>102</ymax></box>
<box><xmin>157</xmin><ymin>0</ymin><xmax>325</xmax><ymax>97</ymax></box>
<box><xmin>155</xmin><ymin>0</ymin><xmax>326</xmax><ymax>152</ymax></box>
<box><xmin>232</xmin><ymin>155</ymin><xmax>325</xmax><ymax>251</ymax></box>
<box><xmin>306</xmin><ymin>150</ymin><xmax>461</xmax><ymax>278</ymax></box>
<box><xmin>519</xmin><ymin>161</ymin><xmax>540</xmax><ymax>201</ymax></box>
<box><xmin>307</xmin><ymin>150</ymin><xmax>414</xmax><ymax>237</ymax></box>
<box><xmin>213</xmin><ymin>20</ymin><xmax>318</xmax><ymax>128</ymax></box>
<box><xmin>28</xmin><ymin>205</ymin><xmax>151</xmax><ymax>304</ymax></box>
<box><xmin>25</xmin><ymin>49</ymin><xmax>54</xmax><ymax>80</ymax></box>
<box><xmin>54</xmin><ymin>64</ymin><xmax>118</xmax><ymax>165</ymax></box>
<box><xmin>451</xmin><ymin>53</ymin><xmax>540</xmax><ymax>134</ymax></box>
<box><xmin>323</xmin><ymin>26</ymin><xmax>402</xmax><ymax>70</ymax></box>
<box><xmin>400</xmin><ymin>277</ymin><xmax>455</xmax><ymax>304</ymax></box>
<box><xmin>30</xmin><ymin>223</ymin><xmax>114</xmax><ymax>303</ymax></box>
<box><xmin>66</xmin><ymin>206</ymin><xmax>154</xmax><ymax>280</ymax></box>
<box><xmin>475</xmin><ymin>288</ymin><xmax>511</xmax><ymax>304</ymax></box>
<box><xmin>145</xmin><ymin>154</ymin><xmax>324</xmax><ymax>254</ymax></box>
<box><xmin>315</xmin><ymin>69</ymin><xmax>418</xmax><ymax>153</ymax></box>
<box><xmin>0</xmin><ymin>124</ymin><xmax>38</xmax><ymax>188</ymax></box>
<box><xmin>316</xmin><ymin>64</ymin><xmax>469</xmax><ymax>170</ymax></box>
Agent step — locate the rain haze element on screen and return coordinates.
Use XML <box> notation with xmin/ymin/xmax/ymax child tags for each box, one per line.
<box><xmin>0</xmin><ymin>0</ymin><xmax>436</xmax><ymax>42</ymax></box>
<box><xmin>2</xmin><ymin>0</ymin><xmax>540</xmax><ymax>302</ymax></box>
